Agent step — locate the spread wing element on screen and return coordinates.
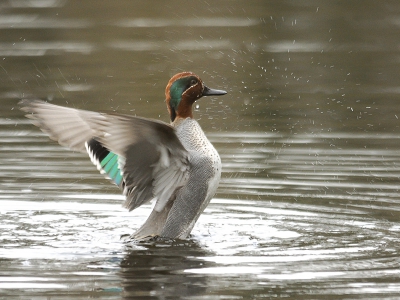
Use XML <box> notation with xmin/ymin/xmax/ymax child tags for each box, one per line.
<box><xmin>19</xmin><ymin>99</ymin><xmax>105</xmax><ymax>153</ymax></box>
<box><xmin>19</xmin><ymin>99</ymin><xmax>190</xmax><ymax>211</ymax></box>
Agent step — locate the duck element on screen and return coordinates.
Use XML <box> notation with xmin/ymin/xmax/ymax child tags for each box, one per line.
<box><xmin>19</xmin><ymin>72</ymin><xmax>227</xmax><ymax>240</ymax></box>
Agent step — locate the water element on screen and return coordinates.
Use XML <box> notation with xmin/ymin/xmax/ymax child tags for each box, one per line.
<box><xmin>2</xmin><ymin>0</ymin><xmax>400</xmax><ymax>299</ymax></box>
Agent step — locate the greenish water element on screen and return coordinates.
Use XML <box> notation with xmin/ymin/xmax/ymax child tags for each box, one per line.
<box><xmin>2</xmin><ymin>1</ymin><xmax>400</xmax><ymax>299</ymax></box>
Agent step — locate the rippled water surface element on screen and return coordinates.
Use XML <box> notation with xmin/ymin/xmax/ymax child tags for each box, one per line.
<box><xmin>2</xmin><ymin>1</ymin><xmax>400</xmax><ymax>299</ymax></box>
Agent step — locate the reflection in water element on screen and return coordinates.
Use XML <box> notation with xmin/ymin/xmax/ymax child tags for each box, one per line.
<box><xmin>3</xmin><ymin>126</ymin><xmax>400</xmax><ymax>298</ymax></box>
<box><xmin>115</xmin><ymin>17</ymin><xmax>259</xmax><ymax>28</ymax></box>
<box><xmin>109</xmin><ymin>40</ymin><xmax>234</xmax><ymax>52</ymax></box>
<box><xmin>2</xmin><ymin>0</ymin><xmax>400</xmax><ymax>298</ymax></box>
<box><xmin>0</xmin><ymin>42</ymin><xmax>94</xmax><ymax>56</ymax></box>
<box><xmin>0</xmin><ymin>15</ymin><xmax>90</xmax><ymax>29</ymax></box>
<box><xmin>120</xmin><ymin>240</ymin><xmax>210</xmax><ymax>298</ymax></box>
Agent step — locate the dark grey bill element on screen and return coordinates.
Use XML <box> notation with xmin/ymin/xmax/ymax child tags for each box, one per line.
<box><xmin>202</xmin><ymin>85</ymin><xmax>227</xmax><ymax>96</ymax></box>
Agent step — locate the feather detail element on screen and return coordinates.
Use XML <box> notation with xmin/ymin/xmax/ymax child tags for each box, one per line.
<box><xmin>85</xmin><ymin>139</ymin><xmax>123</xmax><ymax>187</ymax></box>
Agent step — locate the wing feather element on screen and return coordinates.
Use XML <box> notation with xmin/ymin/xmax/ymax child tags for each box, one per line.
<box><xmin>20</xmin><ymin>99</ymin><xmax>105</xmax><ymax>153</ymax></box>
<box><xmin>20</xmin><ymin>99</ymin><xmax>190</xmax><ymax>212</ymax></box>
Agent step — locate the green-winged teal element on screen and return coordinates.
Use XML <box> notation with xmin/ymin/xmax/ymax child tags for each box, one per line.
<box><xmin>19</xmin><ymin>72</ymin><xmax>227</xmax><ymax>240</ymax></box>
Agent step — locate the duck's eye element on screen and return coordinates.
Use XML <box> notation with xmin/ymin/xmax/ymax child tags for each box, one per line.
<box><xmin>190</xmin><ymin>79</ymin><xmax>197</xmax><ymax>86</ymax></box>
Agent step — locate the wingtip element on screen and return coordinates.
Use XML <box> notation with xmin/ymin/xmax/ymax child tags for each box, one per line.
<box><xmin>18</xmin><ymin>98</ymin><xmax>41</xmax><ymax>105</ymax></box>
<box><xmin>18</xmin><ymin>99</ymin><xmax>45</xmax><ymax>113</ymax></box>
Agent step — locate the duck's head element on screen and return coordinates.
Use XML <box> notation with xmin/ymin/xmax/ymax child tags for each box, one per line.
<box><xmin>165</xmin><ymin>72</ymin><xmax>227</xmax><ymax>122</ymax></box>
